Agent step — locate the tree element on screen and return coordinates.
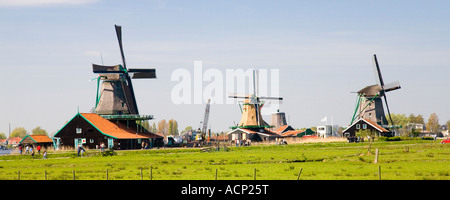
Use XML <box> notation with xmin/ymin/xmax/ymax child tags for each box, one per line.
<box><xmin>173</xmin><ymin>120</ymin><xmax>179</xmax><ymax>135</ymax></box>
<box><xmin>426</xmin><ymin>113</ymin><xmax>440</xmax><ymax>133</ymax></box>
<box><xmin>10</xmin><ymin>127</ymin><xmax>27</xmax><ymax>138</ymax></box>
<box><xmin>183</xmin><ymin>126</ymin><xmax>193</xmax><ymax>133</ymax></box>
<box><xmin>168</xmin><ymin>120</ymin><xmax>174</xmax><ymax>135</ymax></box>
<box><xmin>409</xmin><ymin>113</ymin><xmax>425</xmax><ymax>124</ymax></box>
<box><xmin>389</xmin><ymin>113</ymin><xmax>409</xmax><ymax>127</ymax></box>
<box><xmin>0</xmin><ymin>133</ymin><xmax>6</xmax><ymax>139</ymax></box>
<box><xmin>355</xmin><ymin>129</ymin><xmax>376</xmax><ymax>154</ymax></box>
<box><xmin>152</xmin><ymin>122</ymin><xmax>157</xmax><ymax>133</ymax></box>
<box><xmin>388</xmin><ymin>113</ymin><xmax>409</xmax><ymax>136</ymax></box>
<box><xmin>157</xmin><ymin>119</ymin><xmax>168</xmax><ymax>135</ymax></box>
<box><xmin>142</xmin><ymin>120</ymin><xmax>150</xmax><ymax>131</ymax></box>
<box><xmin>32</xmin><ymin>126</ymin><xmax>48</xmax><ymax>136</ymax></box>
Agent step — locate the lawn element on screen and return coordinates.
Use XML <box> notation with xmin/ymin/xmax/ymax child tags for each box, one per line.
<box><xmin>0</xmin><ymin>139</ymin><xmax>449</xmax><ymax>180</ymax></box>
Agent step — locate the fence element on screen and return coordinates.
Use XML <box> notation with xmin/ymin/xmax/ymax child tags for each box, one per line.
<box><xmin>8</xmin><ymin>166</ymin><xmax>384</xmax><ymax>180</ymax></box>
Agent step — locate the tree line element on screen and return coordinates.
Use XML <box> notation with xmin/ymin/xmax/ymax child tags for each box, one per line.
<box><xmin>388</xmin><ymin>113</ymin><xmax>449</xmax><ymax>136</ymax></box>
<box><xmin>0</xmin><ymin>126</ymin><xmax>48</xmax><ymax>139</ymax></box>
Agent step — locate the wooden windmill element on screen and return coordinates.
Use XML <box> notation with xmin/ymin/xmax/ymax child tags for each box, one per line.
<box><xmin>229</xmin><ymin>70</ymin><xmax>283</xmax><ymax>129</ymax></box>
<box><xmin>350</xmin><ymin>54</ymin><xmax>401</xmax><ymax>127</ymax></box>
<box><xmin>92</xmin><ymin>25</ymin><xmax>156</xmax><ymax>116</ymax></box>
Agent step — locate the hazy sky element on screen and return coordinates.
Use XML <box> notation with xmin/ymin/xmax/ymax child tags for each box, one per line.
<box><xmin>1</xmin><ymin>0</ymin><xmax>449</xmax><ymax>136</ymax></box>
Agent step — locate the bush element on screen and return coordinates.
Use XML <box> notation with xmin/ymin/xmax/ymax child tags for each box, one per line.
<box><xmin>101</xmin><ymin>149</ymin><xmax>116</xmax><ymax>157</ymax></box>
<box><xmin>379</xmin><ymin>136</ymin><xmax>401</xmax><ymax>141</ymax></box>
<box><xmin>422</xmin><ymin>137</ymin><xmax>434</xmax><ymax>140</ymax></box>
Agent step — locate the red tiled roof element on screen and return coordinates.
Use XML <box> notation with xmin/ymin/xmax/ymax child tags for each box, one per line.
<box><xmin>281</xmin><ymin>130</ymin><xmax>304</xmax><ymax>137</ymax></box>
<box><xmin>80</xmin><ymin>113</ymin><xmax>151</xmax><ymax>139</ymax></box>
<box><xmin>363</xmin><ymin>119</ymin><xmax>389</xmax><ymax>132</ymax></box>
<box><xmin>342</xmin><ymin>118</ymin><xmax>389</xmax><ymax>133</ymax></box>
<box><xmin>28</xmin><ymin>135</ymin><xmax>53</xmax><ymax>143</ymax></box>
<box><xmin>276</xmin><ymin>125</ymin><xmax>289</xmax><ymax>134</ymax></box>
<box><xmin>7</xmin><ymin>137</ymin><xmax>22</xmax><ymax>144</ymax></box>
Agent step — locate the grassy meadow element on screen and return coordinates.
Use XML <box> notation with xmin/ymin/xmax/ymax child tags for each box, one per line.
<box><xmin>0</xmin><ymin>138</ymin><xmax>449</xmax><ymax>180</ymax></box>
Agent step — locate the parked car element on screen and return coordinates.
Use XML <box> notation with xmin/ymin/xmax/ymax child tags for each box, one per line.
<box><xmin>441</xmin><ymin>138</ymin><xmax>450</xmax><ymax>144</ymax></box>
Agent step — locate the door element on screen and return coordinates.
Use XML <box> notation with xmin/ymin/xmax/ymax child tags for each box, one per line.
<box><xmin>74</xmin><ymin>138</ymin><xmax>86</xmax><ymax>149</ymax></box>
<box><xmin>108</xmin><ymin>138</ymin><xmax>114</xmax><ymax>149</ymax></box>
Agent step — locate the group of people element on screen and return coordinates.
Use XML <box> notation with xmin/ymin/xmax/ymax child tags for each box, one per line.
<box><xmin>18</xmin><ymin>145</ymin><xmax>47</xmax><ymax>159</ymax></box>
<box><xmin>234</xmin><ymin>139</ymin><xmax>251</xmax><ymax>147</ymax></box>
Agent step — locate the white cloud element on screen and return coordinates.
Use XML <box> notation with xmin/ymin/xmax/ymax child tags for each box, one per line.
<box><xmin>0</xmin><ymin>0</ymin><xmax>99</xmax><ymax>7</ymax></box>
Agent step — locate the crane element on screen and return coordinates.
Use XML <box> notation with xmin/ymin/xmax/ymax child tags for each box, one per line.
<box><xmin>196</xmin><ymin>99</ymin><xmax>211</xmax><ymax>141</ymax></box>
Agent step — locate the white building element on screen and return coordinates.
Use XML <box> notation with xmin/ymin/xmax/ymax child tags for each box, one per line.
<box><xmin>317</xmin><ymin>125</ymin><xmax>339</xmax><ymax>138</ymax></box>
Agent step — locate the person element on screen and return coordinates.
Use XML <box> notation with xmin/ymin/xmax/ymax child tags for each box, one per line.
<box><xmin>31</xmin><ymin>149</ymin><xmax>35</xmax><ymax>159</ymax></box>
<box><xmin>37</xmin><ymin>145</ymin><xmax>41</xmax><ymax>155</ymax></box>
<box><xmin>43</xmin><ymin>151</ymin><xmax>47</xmax><ymax>159</ymax></box>
<box><xmin>25</xmin><ymin>145</ymin><xmax>29</xmax><ymax>154</ymax></box>
<box><xmin>100</xmin><ymin>142</ymin><xmax>105</xmax><ymax>152</ymax></box>
<box><xmin>19</xmin><ymin>145</ymin><xmax>22</xmax><ymax>155</ymax></box>
<box><xmin>77</xmin><ymin>144</ymin><xmax>86</xmax><ymax>157</ymax></box>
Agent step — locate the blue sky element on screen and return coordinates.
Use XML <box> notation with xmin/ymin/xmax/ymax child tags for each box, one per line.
<box><xmin>1</xmin><ymin>0</ymin><xmax>449</xmax><ymax>135</ymax></box>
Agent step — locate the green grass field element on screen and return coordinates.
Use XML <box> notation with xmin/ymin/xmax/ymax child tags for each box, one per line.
<box><xmin>1</xmin><ymin>139</ymin><xmax>449</xmax><ymax>180</ymax></box>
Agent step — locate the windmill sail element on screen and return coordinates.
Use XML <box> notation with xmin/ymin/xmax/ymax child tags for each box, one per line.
<box><xmin>229</xmin><ymin>69</ymin><xmax>282</xmax><ymax>129</ymax></box>
<box><xmin>351</xmin><ymin>54</ymin><xmax>401</xmax><ymax>127</ymax></box>
<box><xmin>92</xmin><ymin>25</ymin><xmax>156</xmax><ymax>116</ymax></box>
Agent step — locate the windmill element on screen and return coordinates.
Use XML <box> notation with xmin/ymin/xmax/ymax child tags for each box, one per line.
<box><xmin>350</xmin><ymin>54</ymin><xmax>401</xmax><ymax>128</ymax></box>
<box><xmin>92</xmin><ymin>25</ymin><xmax>156</xmax><ymax>116</ymax></box>
<box><xmin>229</xmin><ymin>70</ymin><xmax>283</xmax><ymax>129</ymax></box>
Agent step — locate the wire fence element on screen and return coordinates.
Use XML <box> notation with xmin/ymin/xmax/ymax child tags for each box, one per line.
<box><xmin>3</xmin><ymin>166</ymin><xmax>385</xmax><ymax>180</ymax></box>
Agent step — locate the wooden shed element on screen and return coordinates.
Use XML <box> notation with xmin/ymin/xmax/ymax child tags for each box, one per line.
<box><xmin>342</xmin><ymin>118</ymin><xmax>392</xmax><ymax>138</ymax></box>
<box><xmin>19</xmin><ymin>135</ymin><xmax>54</xmax><ymax>148</ymax></box>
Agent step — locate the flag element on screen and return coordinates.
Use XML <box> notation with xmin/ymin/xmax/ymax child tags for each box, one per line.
<box><xmin>321</xmin><ymin>116</ymin><xmax>327</xmax><ymax>122</ymax></box>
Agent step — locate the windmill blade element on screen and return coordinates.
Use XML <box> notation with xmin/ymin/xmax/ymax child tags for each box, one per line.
<box><xmin>383</xmin><ymin>81</ymin><xmax>401</xmax><ymax>92</ymax></box>
<box><xmin>253</xmin><ymin>70</ymin><xmax>259</xmax><ymax>97</ymax></box>
<box><xmin>254</xmin><ymin>103</ymin><xmax>260</xmax><ymax>126</ymax></box>
<box><xmin>259</xmin><ymin>97</ymin><xmax>283</xmax><ymax>100</ymax></box>
<box><xmin>382</xmin><ymin>93</ymin><xmax>395</xmax><ymax>126</ymax></box>
<box><xmin>372</xmin><ymin>54</ymin><xmax>385</xmax><ymax>87</ymax></box>
<box><xmin>114</xmin><ymin>25</ymin><xmax>138</xmax><ymax>114</ymax></box>
<box><xmin>128</xmin><ymin>68</ymin><xmax>157</xmax><ymax>79</ymax></box>
<box><xmin>228</xmin><ymin>95</ymin><xmax>250</xmax><ymax>99</ymax></box>
<box><xmin>115</xmin><ymin>25</ymin><xmax>128</xmax><ymax>70</ymax></box>
<box><xmin>92</xmin><ymin>64</ymin><xmax>124</xmax><ymax>73</ymax></box>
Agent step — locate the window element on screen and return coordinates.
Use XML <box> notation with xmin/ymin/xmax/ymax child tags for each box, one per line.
<box><xmin>363</xmin><ymin>124</ymin><xmax>367</xmax><ymax>129</ymax></box>
<box><xmin>90</xmin><ymin>139</ymin><xmax>94</xmax><ymax>143</ymax></box>
<box><xmin>356</xmin><ymin>124</ymin><xmax>360</xmax><ymax>129</ymax></box>
<box><xmin>76</xmin><ymin>128</ymin><xmax>82</xmax><ymax>134</ymax></box>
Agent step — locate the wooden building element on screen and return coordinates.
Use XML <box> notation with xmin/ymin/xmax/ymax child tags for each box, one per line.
<box><xmin>342</xmin><ymin>118</ymin><xmax>392</xmax><ymax>138</ymax></box>
<box><xmin>54</xmin><ymin>113</ymin><xmax>163</xmax><ymax>150</ymax></box>
<box><xmin>227</xmin><ymin>128</ymin><xmax>281</xmax><ymax>142</ymax></box>
<box><xmin>19</xmin><ymin>135</ymin><xmax>53</xmax><ymax>148</ymax></box>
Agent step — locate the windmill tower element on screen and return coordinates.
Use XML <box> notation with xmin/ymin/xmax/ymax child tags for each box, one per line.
<box><xmin>229</xmin><ymin>70</ymin><xmax>283</xmax><ymax>129</ymax></box>
<box><xmin>350</xmin><ymin>54</ymin><xmax>401</xmax><ymax>127</ymax></box>
<box><xmin>92</xmin><ymin>25</ymin><xmax>156</xmax><ymax>117</ymax></box>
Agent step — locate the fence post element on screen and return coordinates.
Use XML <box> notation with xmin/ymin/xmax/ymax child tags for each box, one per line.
<box><xmin>18</xmin><ymin>171</ymin><xmax>20</xmax><ymax>180</ymax></box>
<box><xmin>106</xmin><ymin>169</ymin><xmax>109</xmax><ymax>180</ymax></box>
<box><xmin>374</xmin><ymin>148</ymin><xmax>379</xmax><ymax>163</ymax></box>
<box><xmin>378</xmin><ymin>165</ymin><xmax>381</xmax><ymax>180</ymax></box>
<box><xmin>254</xmin><ymin>168</ymin><xmax>256</xmax><ymax>180</ymax></box>
<box><xmin>215</xmin><ymin>169</ymin><xmax>218</xmax><ymax>180</ymax></box>
<box><xmin>73</xmin><ymin>170</ymin><xmax>75</xmax><ymax>180</ymax></box>
<box><xmin>45</xmin><ymin>170</ymin><xmax>47</xmax><ymax>180</ymax></box>
<box><xmin>297</xmin><ymin>168</ymin><xmax>303</xmax><ymax>180</ymax></box>
<box><xmin>140</xmin><ymin>168</ymin><xmax>143</xmax><ymax>180</ymax></box>
<box><xmin>150</xmin><ymin>166</ymin><xmax>153</xmax><ymax>180</ymax></box>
